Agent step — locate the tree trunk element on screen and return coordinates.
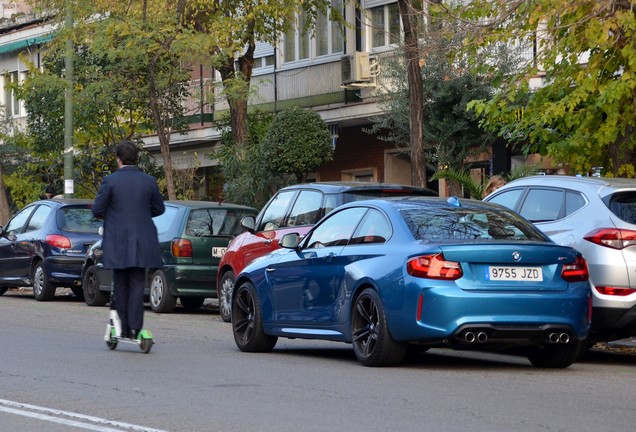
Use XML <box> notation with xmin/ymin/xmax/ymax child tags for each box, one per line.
<box><xmin>398</xmin><ymin>0</ymin><xmax>427</xmax><ymax>187</ymax></box>
<box><xmin>148</xmin><ymin>79</ymin><xmax>176</xmax><ymax>200</ymax></box>
<box><xmin>0</xmin><ymin>164</ymin><xmax>11</xmax><ymax>225</ymax></box>
<box><xmin>220</xmin><ymin>38</ymin><xmax>256</xmax><ymax>149</ymax></box>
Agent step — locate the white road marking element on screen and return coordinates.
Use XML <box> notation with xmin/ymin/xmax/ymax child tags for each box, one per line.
<box><xmin>0</xmin><ymin>398</ymin><xmax>169</xmax><ymax>432</ymax></box>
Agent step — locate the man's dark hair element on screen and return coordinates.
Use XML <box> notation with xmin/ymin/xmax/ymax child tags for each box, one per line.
<box><xmin>116</xmin><ymin>141</ymin><xmax>139</xmax><ymax>166</ymax></box>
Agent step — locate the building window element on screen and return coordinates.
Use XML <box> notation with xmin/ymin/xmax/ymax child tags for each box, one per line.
<box><xmin>253</xmin><ymin>55</ymin><xmax>275</xmax><ymax>71</ymax></box>
<box><xmin>284</xmin><ymin>11</ymin><xmax>310</xmax><ymax>63</ymax></box>
<box><xmin>369</xmin><ymin>2</ymin><xmax>400</xmax><ymax>49</ymax></box>
<box><xmin>342</xmin><ymin>168</ymin><xmax>377</xmax><ymax>182</ymax></box>
<box><xmin>3</xmin><ymin>71</ymin><xmax>24</xmax><ymax>118</ymax></box>
<box><xmin>284</xmin><ymin>0</ymin><xmax>344</xmax><ymax>64</ymax></box>
<box><xmin>316</xmin><ymin>0</ymin><xmax>344</xmax><ymax>57</ymax></box>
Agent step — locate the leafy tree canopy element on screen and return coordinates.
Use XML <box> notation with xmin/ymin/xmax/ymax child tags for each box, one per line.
<box><xmin>444</xmin><ymin>0</ymin><xmax>636</xmax><ymax>176</ymax></box>
<box><xmin>262</xmin><ymin>106</ymin><xmax>333</xmax><ymax>183</ymax></box>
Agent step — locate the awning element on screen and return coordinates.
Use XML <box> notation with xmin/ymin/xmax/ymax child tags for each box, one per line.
<box><xmin>0</xmin><ymin>33</ymin><xmax>55</xmax><ymax>55</ymax></box>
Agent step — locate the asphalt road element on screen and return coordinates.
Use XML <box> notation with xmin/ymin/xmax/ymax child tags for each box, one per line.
<box><xmin>1</xmin><ymin>288</ymin><xmax>635</xmax><ymax>432</ymax></box>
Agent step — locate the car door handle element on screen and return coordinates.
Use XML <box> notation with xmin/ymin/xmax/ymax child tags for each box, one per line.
<box><xmin>263</xmin><ymin>238</ymin><xmax>273</xmax><ymax>245</ymax></box>
<box><xmin>324</xmin><ymin>252</ymin><xmax>336</xmax><ymax>262</ymax></box>
<box><xmin>266</xmin><ymin>267</ymin><xmax>275</xmax><ymax>272</ymax></box>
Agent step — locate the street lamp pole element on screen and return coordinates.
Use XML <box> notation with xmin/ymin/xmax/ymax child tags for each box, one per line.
<box><xmin>63</xmin><ymin>0</ymin><xmax>74</xmax><ymax>198</ymax></box>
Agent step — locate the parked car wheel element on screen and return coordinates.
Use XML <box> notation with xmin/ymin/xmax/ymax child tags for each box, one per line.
<box><xmin>218</xmin><ymin>270</ymin><xmax>235</xmax><ymax>322</ymax></box>
<box><xmin>83</xmin><ymin>265</ymin><xmax>109</xmax><ymax>306</ymax></box>
<box><xmin>351</xmin><ymin>288</ymin><xmax>407</xmax><ymax>367</ymax></box>
<box><xmin>32</xmin><ymin>261</ymin><xmax>56</xmax><ymax>301</ymax></box>
<box><xmin>526</xmin><ymin>341</ymin><xmax>584</xmax><ymax>368</ymax></box>
<box><xmin>232</xmin><ymin>281</ymin><xmax>277</xmax><ymax>352</ymax></box>
<box><xmin>0</xmin><ymin>287</ymin><xmax>7</xmax><ymax>296</ymax></box>
<box><xmin>149</xmin><ymin>269</ymin><xmax>176</xmax><ymax>313</ymax></box>
<box><xmin>180</xmin><ymin>296</ymin><xmax>205</xmax><ymax>311</ymax></box>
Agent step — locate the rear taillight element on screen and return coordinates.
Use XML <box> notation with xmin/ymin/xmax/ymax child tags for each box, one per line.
<box><xmin>171</xmin><ymin>239</ymin><xmax>193</xmax><ymax>257</ymax></box>
<box><xmin>594</xmin><ymin>286</ymin><xmax>636</xmax><ymax>296</ymax></box>
<box><xmin>561</xmin><ymin>255</ymin><xmax>589</xmax><ymax>282</ymax></box>
<box><xmin>584</xmin><ymin>228</ymin><xmax>636</xmax><ymax>249</ymax></box>
<box><xmin>407</xmin><ymin>254</ymin><xmax>462</xmax><ymax>280</ymax></box>
<box><xmin>46</xmin><ymin>234</ymin><xmax>71</xmax><ymax>249</ymax></box>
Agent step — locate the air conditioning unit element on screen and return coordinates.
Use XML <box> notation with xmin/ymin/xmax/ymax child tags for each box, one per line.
<box><xmin>341</xmin><ymin>51</ymin><xmax>371</xmax><ymax>84</ymax></box>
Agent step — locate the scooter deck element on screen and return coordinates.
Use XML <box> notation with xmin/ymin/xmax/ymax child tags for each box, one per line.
<box><xmin>105</xmin><ymin>327</ymin><xmax>154</xmax><ymax>353</ymax></box>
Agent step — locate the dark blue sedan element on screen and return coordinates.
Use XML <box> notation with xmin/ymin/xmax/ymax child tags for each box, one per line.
<box><xmin>231</xmin><ymin>197</ymin><xmax>592</xmax><ymax>368</ymax></box>
<box><xmin>0</xmin><ymin>199</ymin><xmax>102</xmax><ymax>300</ymax></box>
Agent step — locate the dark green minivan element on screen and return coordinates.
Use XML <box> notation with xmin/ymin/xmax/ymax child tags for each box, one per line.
<box><xmin>81</xmin><ymin>200</ymin><xmax>257</xmax><ymax>313</ymax></box>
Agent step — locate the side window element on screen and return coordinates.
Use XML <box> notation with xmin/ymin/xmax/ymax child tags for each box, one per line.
<box><xmin>565</xmin><ymin>190</ymin><xmax>586</xmax><ymax>216</ymax></box>
<box><xmin>287</xmin><ymin>190</ymin><xmax>323</xmax><ymax>227</ymax></box>
<box><xmin>152</xmin><ymin>206</ymin><xmax>179</xmax><ymax>235</ymax></box>
<box><xmin>258</xmin><ymin>190</ymin><xmax>296</xmax><ymax>231</ymax></box>
<box><xmin>4</xmin><ymin>206</ymin><xmax>35</xmax><ymax>235</ymax></box>
<box><xmin>350</xmin><ymin>209</ymin><xmax>392</xmax><ymax>244</ymax></box>
<box><xmin>519</xmin><ymin>188</ymin><xmax>564</xmax><ymax>222</ymax></box>
<box><xmin>305</xmin><ymin>207</ymin><xmax>368</xmax><ymax>248</ymax></box>
<box><xmin>26</xmin><ymin>205</ymin><xmax>51</xmax><ymax>232</ymax></box>
<box><xmin>487</xmin><ymin>189</ymin><xmax>524</xmax><ymax>210</ymax></box>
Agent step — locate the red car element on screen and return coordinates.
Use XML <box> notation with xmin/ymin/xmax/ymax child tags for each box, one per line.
<box><xmin>216</xmin><ymin>181</ymin><xmax>437</xmax><ymax>322</ymax></box>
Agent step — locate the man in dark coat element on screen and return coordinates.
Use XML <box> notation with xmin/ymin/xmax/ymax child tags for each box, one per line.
<box><xmin>92</xmin><ymin>141</ymin><xmax>165</xmax><ymax>339</ymax></box>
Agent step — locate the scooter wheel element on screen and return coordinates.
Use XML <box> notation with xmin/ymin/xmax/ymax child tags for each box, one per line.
<box><xmin>106</xmin><ymin>339</ymin><xmax>118</xmax><ymax>350</ymax></box>
<box><xmin>140</xmin><ymin>338</ymin><xmax>153</xmax><ymax>354</ymax></box>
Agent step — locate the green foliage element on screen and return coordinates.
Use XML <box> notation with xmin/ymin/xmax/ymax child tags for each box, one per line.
<box><xmin>367</xmin><ymin>13</ymin><xmax>512</xmax><ymax>173</ymax></box>
<box><xmin>430</xmin><ymin>164</ymin><xmax>541</xmax><ymax>199</ymax></box>
<box><xmin>262</xmin><ymin>106</ymin><xmax>333</xmax><ymax>183</ymax></box>
<box><xmin>215</xmin><ymin>110</ymin><xmax>281</xmax><ymax>208</ymax></box>
<box><xmin>452</xmin><ymin>0</ymin><xmax>636</xmax><ymax>176</ymax></box>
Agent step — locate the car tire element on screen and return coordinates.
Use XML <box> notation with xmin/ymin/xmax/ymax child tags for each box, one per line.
<box><xmin>527</xmin><ymin>340</ymin><xmax>584</xmax><ymax>368</ymax></box>
<box><xmin>32</xmin><ymin>261</ymin><xmax>56</xmax><ymax>301</ymax></box>
<box><xmin>149</xmin><ymin>269</ymin><xmax>176</xmax><ymax>313</ymax></box>
<box><xmin>351</xmin><ymin>288</ymin><xmax>407</xmax><ymax>367</ymax></box>
<box><xmin>180</xmin><ymin>296</ymin><xmax>205</xmax><ymax>311</ymax></box>
<box><xmin>83</xmin><ymin>265</ymin><xmax>109</xmax><ymax>306</ymax></box>
<box><xmin>232</xmin><ymin>281</ymin><xmax>277</xmax><ymax>352</ymax></box>
<box><xmin>218</xmin><ymin>270</ymin><xmax>235</xmax><ymax>323</ymax></box>
<box><xmin>0</xmin><ymin>287</ymin><xmax>7</xmax><ymax>296</ymax></box>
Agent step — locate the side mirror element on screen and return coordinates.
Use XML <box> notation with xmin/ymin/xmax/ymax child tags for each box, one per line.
<box><xmin>280</xmin><ymin>233</ymin><xmax>301</xmax><ymax>249</ymax></box>
<box><xmin>240</xmin><ymin>215</ymin><xmax>256</xmax><ymax>233</ymax></box>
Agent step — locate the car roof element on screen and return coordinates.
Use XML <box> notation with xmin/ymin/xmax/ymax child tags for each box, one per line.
<box><xmin>39</xmin><ymin>198</ymin><xmax>94</xmax><ymax>205</ymax></box>
<box><xmin>505</xmin><ymin>175</ymin><xmax>636</xmax><ymax>189</ymax></box>
<box><xmin>164</xmin><ymin>200</ymin><xmax>256</xmax><ymax>211</ymax></box>
<box><xmin>344</xmin><ymin>196</ymin><xmax>500</xmax><ymax>211</ymax></box>
<box><xmin>278</xmin><ymin>181</ymin><xmax>437</xmax><ymax>196</ymax></box>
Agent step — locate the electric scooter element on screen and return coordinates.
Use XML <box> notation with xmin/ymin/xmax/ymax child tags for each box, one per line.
<box><xmin>104</xmin><ymin>301</ymin><xmax>154</xmax><ymax>353</ymax></box>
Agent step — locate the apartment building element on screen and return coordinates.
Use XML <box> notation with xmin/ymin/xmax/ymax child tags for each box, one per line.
<box><xmin>0</xmin><ymin>1</ymin><xmax>523</xmax><ymax>198</ymax></box>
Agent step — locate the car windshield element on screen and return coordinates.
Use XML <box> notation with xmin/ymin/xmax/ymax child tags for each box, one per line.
<box><xmin>59</xmin><ymin>207</ymin><xmax>103</xmax><ymax>233</ymax></box>
<box><xmin>400</xmin><ymin>205</ymin><xmax>547</xmax><ymax>242</ymax></box>
<box><xmin>608</xmin><ymin>193</ymin><xmax>636</xmax><ymax>224</ymax></box>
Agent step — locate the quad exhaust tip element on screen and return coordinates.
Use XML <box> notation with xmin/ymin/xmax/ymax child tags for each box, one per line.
<box><xmin>464</xmin><ymin>331</ymin><xmax>488</xmax><ymax>343</ymax></box>
<box><xmin>548</xmin><ymin>332</ymin><xmax>570</xmax><ymax>343</ymax></box>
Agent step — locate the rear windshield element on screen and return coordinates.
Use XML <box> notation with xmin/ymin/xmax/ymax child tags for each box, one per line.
<box><xmin>59</xmin><ymin>207</ymin><xmax>103</xmax><ymax>233</ymax></box>
<box><xmin>400</xmin><ymin>206</ymin><xmax>547</xmax><ymax>242</ymax></box>
<box><xmin>186</xmin><ymin>208</ymin><xmax>255</xmax><ymax>237</ymax></box>
<box><xmin>608</xmin><ymin>193</ymin><xmax>636</xmax><ymax>224</ymax></box>
<box><xmin>344</xmin><ymin>189</ymin><xmax>436</xmax><ymax>203</ymax></box>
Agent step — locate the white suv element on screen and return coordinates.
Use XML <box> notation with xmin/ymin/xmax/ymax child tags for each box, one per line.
<box><xmin>485</xmin><ymin>175</ymin><xmax>636</xmax><ymax>344</ymax></box>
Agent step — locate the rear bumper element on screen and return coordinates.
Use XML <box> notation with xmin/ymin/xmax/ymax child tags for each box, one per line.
<box><xmin>45</xmin><ymin>256</ymin><xmax>84</xmax><ymax>285</ymax></box>
<box><xmin>590</xmin><ymin>306</ymin><xmax>636</xmax><ymax>340</ymax></box>
<box><xmin>163</xmin><ymin>265</ymin><xmax>217</xmax><ymax>298</ymax></box>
